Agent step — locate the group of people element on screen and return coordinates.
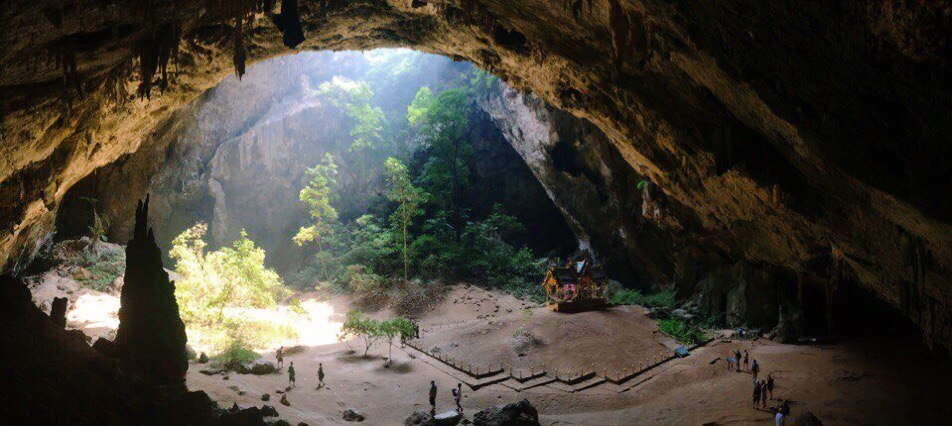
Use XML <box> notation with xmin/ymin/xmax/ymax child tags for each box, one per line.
<box><xmin>726</xmin><ymin>347</ymin><xmax>792</xmax><ymax>425</ymax></box>
<box><xmin>276</xmin><ymin>346</ymin><xmax>325</xmax><ymax>390</ymax></box>
<box><xmin>429</xmin><ymin>381</ymin><xmax>464</xmax><ymax>415</ymax></box>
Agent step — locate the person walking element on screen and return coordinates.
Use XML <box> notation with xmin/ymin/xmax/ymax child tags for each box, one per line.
<box><xmin>288</xmin><ymin>361</ymin><xmax>296</xmax><ymax>388</ymax></box>
<box><xmin>429</xmin><ymin>380</ymin><xmax>437</xmax><ymax>415</ymax></box>
<box><xmin>760</xmin><ymin>380</ymin><xmax>768</xmax><ymax>408</ymax></box>
<box><xmin>317</xmin><ymin>362</ymin><xmax>325</xmax><ymax>388</ymax></box>
<box><xmin>453</xmin><ymin>383</ymin><xmax>463</xmax><ymax>414</ymax></box>
<box><xmin>752</xmin><ymin>380</ymin><xmax>762</xmax><ymax>409</ymax></box>
<box><xmin>276</xmin><ymin>346</ymin><xmax>284</xmax><ymax>370</ymax></box>
<box><xmin>751</xmin><ymin>359</ymin><xmax>760</xmax><ymax>382</ymax></box>
<box><xmin>767</xmin><ymin>373</ymin><xmax>775</xmax><ymax>399</ymax></box>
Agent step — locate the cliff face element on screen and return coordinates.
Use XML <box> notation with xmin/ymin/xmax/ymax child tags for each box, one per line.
<box><xmin>1</xmin><ymin>1</ymin><xmax>949</xmax><ymax>348</ymax></box>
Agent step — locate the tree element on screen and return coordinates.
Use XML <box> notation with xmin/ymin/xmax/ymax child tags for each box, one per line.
<box><xmin>379</xmin><ymin>316</ymin><xmax>415</xmax><ymax>365</ymax></box>
<box><xmin>295</xmin><ymin>153</ymin><xmax>339</xmax><ymax>279</ymax></box>
<box><xmin>407</xmin><ymin>87</ymin><xmax>473</xmax><ymax>237</ymax></box>
<box><xmin>78</xmin><ymin>196</ymin><xmax>109</xmax><ymax>252</ymax></box>
<box><xmin>384</xmin><ymin>157</ymin><xmax>426</xmax><ymax>288</ymax></box>
<box><xmin>170</xmin><ymin>223</ymin><xmax>293</xmax><ymax>352</ymax></box>
<box><xmin>338</xmin><ymin>309</ymin><xmax>383</xmax><ymax>357</ymax></box>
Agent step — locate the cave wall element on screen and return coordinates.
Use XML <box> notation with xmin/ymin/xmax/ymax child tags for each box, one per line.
<box><xmin>1</xmin><ymin>1</ymin><xmax>949</xmax><ymax>348</ymax></box>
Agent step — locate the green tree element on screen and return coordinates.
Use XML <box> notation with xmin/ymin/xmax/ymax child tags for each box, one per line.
<box><xmin>384</xmin><ymin>157</ymin><xmax>426</xmax><ymax>288</ymax></box>
<box><xmin>338</xmin><ymin>309</ymin><xmax>383</xmax><ymax>357</ymax></box>
<box><xmin>407</xmin><ymin>87</ymin><xmax>473</xmax><ymax>237</ymax></box>
<box><xmin>295</xmin><ymin>153</ymin><xmax>339</xmax><ymax>279</ymax></box>
<box><xmin>379</xmin><ymin>316</ymin><xmax>415</xmax><ymax>365</ymax></box>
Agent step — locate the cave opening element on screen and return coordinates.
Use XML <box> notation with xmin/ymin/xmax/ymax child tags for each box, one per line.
<box><xmin>3</xmin><ymin>1</ymin><xmax>951</xmax><ymax>424</ymax></box>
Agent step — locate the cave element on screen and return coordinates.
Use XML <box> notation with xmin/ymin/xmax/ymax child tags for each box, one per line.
<box><xmin>1</xmin><ymin>1</ymin><xmax>950</xmax><ymax>424</ymax></box>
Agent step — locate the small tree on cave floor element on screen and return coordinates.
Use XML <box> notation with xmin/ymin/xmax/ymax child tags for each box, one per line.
<box><xmin>79</xmin><ymin>196</ymin><xmax>110</xmax><ymax>252</ymax></box>
<box><xmin>294</xmin><ymin>153</ymin><xmax>339</xmax><ymax>279</ymax></box>
<box><xmin>380</xmin><ymin>316</ymin><xmax>415</xmax><ymax>365</ymax></box>
<box><xmin>338</xmin><ymin>309</ymin><xmax>383</xmax><ymax>357</ymax></box>
<box><xmin>383</xmin><ymin>157</ymin><xmax>426</xmax><ymax>288</ymax></box>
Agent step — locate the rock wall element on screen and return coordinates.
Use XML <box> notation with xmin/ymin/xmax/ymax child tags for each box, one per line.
<box><xmin>0</xmin><ymin>1</ymin><xmax>949</xmax><ymax>349</ymax></box>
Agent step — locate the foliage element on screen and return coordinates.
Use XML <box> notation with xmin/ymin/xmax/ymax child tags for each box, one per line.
<box><xmin>294</xmin><ymin>153</ymin><xmax>340</xmax><ymax>279</ymax></box>
<box><xmin>469</xmin><ymin>68</ymin><xmax>499</xmax><ymax>98</ymax></box>
<box><xmin>211</xmin><ymin>338</ymin><xmax>261</xmax><ymax>372</ymax></box>
<box><xmin>611</xmin><ymin>289</ymin><xmax>676</xmax><ymax>309</ymax></box>
<box><xmin>383</xmin><ymin>157</ymin><xmax>426</xmax><ymax>287</ymax></box>
<box><xmin>658</xmin><ymin>318</ymin><xmax>707</xmax><ymax>345</ymax></box>
<box><xmin>171</xmin><ymin>223</ymin><xmax>294</xmax><ymax>353</ymax></box>
<box><xmin>379</xmin><ymin>316</ymin><xmax>415</xmax><ymax>364</ymax></box>
<box><xmin>76</xmin><ymin>247</ymin><xmax>125</xmax><ymax>291</ymax></box>
<box><xmin>342</xmin><ymin>264</ymin><xmax>387</xmax><ymax>294</ymax></box>
<box><xmin>338</xmin><ymin>309</ymin><xmax>383</xmax><ymax>357</ymax></box>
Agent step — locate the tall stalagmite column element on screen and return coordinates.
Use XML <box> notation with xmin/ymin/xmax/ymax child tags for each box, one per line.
<box><xmin>115</xmin><ymin>195</ymin><xmax>188</xmax><ymax>390</ymax></box>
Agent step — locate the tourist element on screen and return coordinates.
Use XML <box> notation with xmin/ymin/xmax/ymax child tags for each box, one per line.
<box><xmin>288</xmin><ymin>361</ymin><xmax>296</xmax><ymax>388</ymax></box>
<box><xmin>737</xmin><ymin>327</ymin><xmax>745</xmax><ymax>339</ymax></box>
<box><xmin>767</xmin><ymin>373</ymin><xmax>775</xmax><ymax>399</ymax></box>
<box><xmin>317</xmin><ymin>362</ymin><xmax>325</xmax><ymax>388</ymax></box>
<box><xmin>760</xmin><ymin>380</ymin><xmax>768</xmax><ymax>408</ymax></box>
<box><xmin>751</xmin><ymin>359</ymin><xmax>760</xmax><ymax>382</ymax></box>
<box><xmin>735</xmin><ymin>349</ymin><xmax>743</xmax><ymax>371</ymax></box>
<box><xmin>775</xmin><ymin>410</ymin><xmax>785</xmax><ymax>426</ymax></box>
<box><xmin>726</xmin><ymin>355</ymin><xmax>736</xmax><ymax>371</ymax></box>
<box><xmin>752</xmin><ymin>380</ymin><xmax>762</xmax><ymax>408</ymax></box>
<box><xmin>743</xmin><ymin>350</ymin><xmax>749</xmax><ymax>370</ymax></box>
<box><xmin>453</xmin><ymin>383</ymin><xmax>463</xmax><ymax>413</ymax></box>
<box><xmin>776</xmin><ymin>399</ymin><xmax>790</xmax><ymax>425</ymax></box>
<box><xmin>429</xmin><ymin>381</ymin><xmax>438</xmax><ymax>414</ymax></box>
<box><xmin>276</xmin><ymin>346</ymin><xmax>284</xmax><ymax>369</ymax></box>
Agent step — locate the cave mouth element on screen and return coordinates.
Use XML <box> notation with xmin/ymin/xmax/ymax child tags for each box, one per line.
<box><xmin>40</xmin><ymin>48</ymin><xmax>587</xmax><ymax>353</ymax></box>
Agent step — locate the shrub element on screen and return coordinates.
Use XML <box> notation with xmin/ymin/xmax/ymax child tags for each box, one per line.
<box><xmin>211</xmin><ymin>339</ymin><xmax>261</xmax><ymax>372</ymax></box>
<box><xmin>76</xmin><ymin>247</ymin><xmax>125</xmax><ymax>291</ymax></box>
<box><xmin>611</xmin><ymin>288</ymin><xmax>676</xmax><ymax>309</ymax></box>
<box><xmin>658</xmin><ymin>318</ymin><xmax>706</xmax><ymax>345</ymax></box>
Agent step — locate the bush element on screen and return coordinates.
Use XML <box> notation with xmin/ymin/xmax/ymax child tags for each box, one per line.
<box><xmin>611</xmin><ymin>289</ymin><xmax>676</xmax><ymax>309</ymax></box>
<box><xmin>76</xmin><ymin>247</ymin><xmax>125</xmax><ymax>291</ymax></box>
<box><xmin>501</xmin><ymin>276</ymin><xmax>545</xmax><ymax>304</ymax></box>
<box><xmin>211</xmin><ymin>339</ymin><xmax>261</xmax><ymax>372</ymax></box>
<box><xmin>658</xmin><ymin>318</ymin><xmax>706</xmax><ymax>345</ymax></box>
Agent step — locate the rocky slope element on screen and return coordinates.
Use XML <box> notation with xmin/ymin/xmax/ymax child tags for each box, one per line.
<box><xmin>1</xmin><ymin>1</ymin><xmax>949</xmax><ymax>349</ymax></box>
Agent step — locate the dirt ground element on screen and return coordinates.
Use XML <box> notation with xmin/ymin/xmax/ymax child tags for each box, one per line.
<box><xmin>26</xmin><ymin>274</ymin><xmax>952</xmax><ymax>425</ymax></box>
<box><xmin>185</xmin><ymin>285</ymin><xmax>952</xmax><ymax>425</ymax></box>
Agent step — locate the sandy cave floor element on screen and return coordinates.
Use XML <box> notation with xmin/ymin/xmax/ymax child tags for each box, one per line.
<box><xmin>26</xmin><ymin>276</ymin><xmax>952</xmax><ymax>425</ymax></box>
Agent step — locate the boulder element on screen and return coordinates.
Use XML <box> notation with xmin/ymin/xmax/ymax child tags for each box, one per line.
<box><xmin>198</xmin><ymin>352</ymin><xmax>209</xmax><ymax>363</ymax></box>
<box><xmin>792</xmin><ymin>411</ymin><xmax>823</xmax><ymax>426</ymax></box>
<box><xmin>260</xmin><ymin>405</ymin><xmax>279</xmax><ymax>417</ymax></box>
<box><xmin>473</xmin><ymin>399</ymin><xmax>539</xmax><ymax>426</ymax></box>
<box><xmin>280</xmin><ymin>394</ymin><xmax>290</xmax><ymax>407</ymax></box>
<box><xmin>284</xmin><ymin>345</ymin><xmax>307</xmax><ymax>355</ymax></box>
<box><xmin>404</xmin><ymin>411</ymin><xmax>433</xmax><ymax>425</ymax></box>
<box><xmin>271</xmin><ymin>420</ymin><xmax>292</xmax><ymax>426</ymax></box>
<box><xmin>343</xmin><ymin>408</ymin><xmax>365</xmax><ymax>422</ymax></box>
<box><xmin>261</xmin><ymin>393</ymin><xmax>271</xmax><ymax>401</ymax></box>
<box><xmin>243</xmin><ymin>358</ymin><xmax>277</xmax><ymax>375</ymax></box>
<box><xmin>50</xmin><ymin>297</ymin><xmax>68</xmax><ymax>328</ymax></box>
<box><xmin>218</xmin><ymin>406</ymin><xmax>264</xmax><ymax>425</ymax></box>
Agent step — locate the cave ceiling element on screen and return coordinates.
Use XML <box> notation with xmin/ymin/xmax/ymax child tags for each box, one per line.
<box><xmin>1</xmin><ymin>1</ymin><xmax>949</xmax><ymax>345</ymax></box>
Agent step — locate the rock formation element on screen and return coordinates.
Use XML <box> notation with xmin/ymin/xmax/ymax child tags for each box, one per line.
<box><xmin>49</xmin><ymin>296</ymin><xmax>67</xmax><ymax>328</ymax></box>
<box><xmin>114</xmin><ymin>195</ymin><xmax>188</xmax><ymax>390</ymax></box>
<box><xmin>0</xmin><ymin>1</ymin><xmax>949</xmax><ymax>350</ymax></box>
<box><xmin>472</xmin><ymin>399</ymin><xmax>539</xmax><ymax>426</ymax></box>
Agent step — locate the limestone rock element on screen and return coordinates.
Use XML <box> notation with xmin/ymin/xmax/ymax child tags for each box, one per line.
<box><xmin>343</xmin><ymin>408</ymin><xmax>365</xmax><ymax>422</ymax></box>
<box><xmin>49</xmin><ymin>296</ymin><xmax>67</xmax><ymax>328</ymax></box>
<box><xmin>261</xmin><ymin>405</ymin><xmax>279</xmax><ymax>417</ymax></box>
<box><xmin>114</xmin><ymin>196</ymin><xmax>188</xmax><ymax>390</ymax></box>
<box><xmin>793</xmin><ymin>411</ymin><xmax>824</xmax><ymax>426</ymax></box>
<box><xmin>473</xmin><ymin>399</ymin><xmax>539</xmax><ymax>426</ymax></box>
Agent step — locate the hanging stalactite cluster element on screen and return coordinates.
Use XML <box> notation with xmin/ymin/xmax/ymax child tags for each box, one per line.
<box><xmin>608</xmin><ymin>0</ymin><xmax>655</xmax><ymax>80</ymax></box>
<box><xmin>47</xmin><ymin>36</ymin><xmax>83</xmax><ymax>109</ymax></box>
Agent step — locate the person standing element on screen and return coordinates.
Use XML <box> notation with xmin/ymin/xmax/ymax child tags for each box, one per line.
<box><xmin>726</xmin><ymin>355</ymin><xmax>736</xmax><ymax>371</ymax></box>
<box><xmin>453</xmin><ymin>383</ymin><xmax>463</xmax><ymax>414</ymax></box>
<box><xmin>752</xmin><ymin>380</ymin><xmax>762</xmax><ymax>408</ymax></box>
<box><xmin>288</xmin><ymin>361</ymin><xmax>296</xmax><ymax>388</ymax></box>
<box><xmin>743</xmin><ymin>350</ymin><xmax>749</xmax><ymax>371</ymax></box>
<box><xmin>760</xmin><ymin>380</ymin><xmax>768</xmax><ymax>408</ymax></box>
<box><xmin>767</xmin><ymin>373</ymin><xmax>775</xmax><ymax>399</ymax></box>
<box><xmin>317</xmin><ymin>362</ymin><xmax>325</xmax><ymax>388</ymax></box>
<box><xmin>751</xmin><ymin>359</ymin><xmax>760</xmax><ymax>382</ymax></box>
<box><xmin>429</xmin><ymin>380</ymin><xmax>437</xmax><ymax>415</ymax></box>
<box><xmin>276</xmin><ymin>346</ymin><xmax>284</xmax><ymax>369</ymax></box>
<box><xmin>735</xmin><ymin>349</ymin><xmax>743</xmax><ymax>371</ymax></box>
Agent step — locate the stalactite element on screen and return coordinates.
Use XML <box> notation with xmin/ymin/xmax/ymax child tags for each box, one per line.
<box><xmin>48</xmin><ymin>36</ymin><xmax>83</xmax><ymax>108</ymax></box>
<box><xmin>609</xmin><ymin>0</ymin><xmax>630</xmax><ymax>80</ymax></box>
<box><xmin>233</xmin><ymin>16</ymin><xmax>247</xmax><ymax>79</ymax></box>
<box><xmin>104</xmin><ymin>59</ymin><xmax>132</xmax><ymax>109</ymax></box>
<box><xmin>157</xmin><ymin>22</ymin><xmax>182</xmax><ymax>90</ymax></box>
<box><xmin>273</xmin><ymin>0</ymin><xmax>306</xmax><ymax>48</ymax></box>
<box><xmin>135</xmin><ymin>33</ymin><xmax>158</xmax><ymax>99</ymax></box>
